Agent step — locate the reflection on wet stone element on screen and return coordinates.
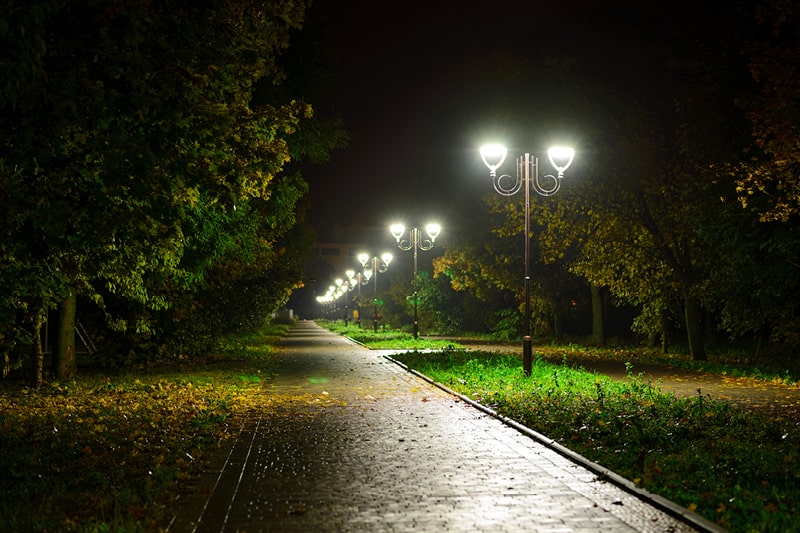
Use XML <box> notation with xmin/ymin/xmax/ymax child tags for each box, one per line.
<box><xmin>170</xmin><ymin>322</ymin><xmax>703</xmax><ymax>532</ymax></box>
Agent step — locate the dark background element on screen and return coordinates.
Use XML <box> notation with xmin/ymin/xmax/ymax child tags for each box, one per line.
<box><xmin>301</xmin><ymin>1</ymin><xmax>627</xmax><ymax>242</ymax></box>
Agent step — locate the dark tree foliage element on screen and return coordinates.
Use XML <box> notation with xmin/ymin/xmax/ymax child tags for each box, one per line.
<box><xmin>0</xmin><ymin>1</ymin><xmax>346</xmax><ymax>378</ymax></box>
<box><xmin>440</xmin><ymin>0</ymin><xmax>800</xmax><ymax>358</ymax></box>
<box><xmin>736</xmin><ymin>0</ymin><xmax>800</xmax><ymax>222</ymax></box>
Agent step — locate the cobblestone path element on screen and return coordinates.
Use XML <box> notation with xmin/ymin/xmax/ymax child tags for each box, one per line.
<box><xmin>169</xmin><ymin>322</ymin><xmax>719</xmax><ymax>532</ymax></box>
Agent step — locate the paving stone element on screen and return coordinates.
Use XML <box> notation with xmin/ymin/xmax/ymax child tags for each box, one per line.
<box><xmin>168</xmin><ymin>322</ymin><xmax>713</xmax><ymax>532</ymax></box>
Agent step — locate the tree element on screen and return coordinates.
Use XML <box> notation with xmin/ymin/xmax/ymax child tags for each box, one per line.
<box><xmin>528</xmin><ymin>1</ymin><xmax>762</xmax><ymax>360</ymax></box>
<box><xmin>0</xmin><ymin>0</ymin><xmax>326</xmax><ymax>382</ymax></box>
<box><xmin>700</xmin><ymin>196</ymin><xmax>800</xmax><ymax>354</ymax></box>
<box><xmin>735</xmin><ymin>0</ymin><xmax>800</xmax><ymax>222</ymax></box>
<box><xmin>432</xmin><ymin>192</ymin><xmax>585</xmax><ymax>340</ymax></box>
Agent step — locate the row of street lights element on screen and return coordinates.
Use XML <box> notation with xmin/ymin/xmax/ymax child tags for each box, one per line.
<box><xmin>315</xmin><ymin>223</ymin><xmax>442</xmax><ymax>336</ymax></box>
<box><xmin>357</xmin><ymin>252</ymin><xmax>393</xmax><ymax>331</ymax></box>
<box><xmin>315</xmin><ymin>143</ymin><xmax>574</xmax><ymax>376</ymax></box>
<box><xmin>316</xmin><ymin>252</ymin><xmax>394</xmax><ymax>331</ymax></box>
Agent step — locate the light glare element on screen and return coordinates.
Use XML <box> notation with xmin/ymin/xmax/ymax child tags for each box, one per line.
<box><xmin>547</xmin><ymin>146</ymin><xmax>575</xmax><ymax>176</ymax></box>
<box><xmin>390</xmin><ymin>223</ymin><xmax>405</xmax><ymax>240</ymax></box>
<box><xmin>426</xmin><ymin>223</ymin><xmax>441</xmax><ymax>240</ymax></box>
<box><xmin>480</xmin><ymin>143</ymin><xmax>508</xmax><ymax>175</ymax></box>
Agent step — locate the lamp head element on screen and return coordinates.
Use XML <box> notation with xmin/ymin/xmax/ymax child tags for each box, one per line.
<box><xmin>381</xmin><ymin>252</ymin><xmax>393</xmax><ymax>266</ymax></box>
<box><xmin>480</xmin><ymin>143</ymin><xmax>508</xmax><ymax>177</ymax></box>
<box><xmin>357</xmin><ymin>252</ymin><xmax>369</xmax><ymax>266</ymax></box>
<box><xmin>390</xmin><ymin>223</ymin><xmax>405</xmax><ymax>241</ymax></box>
<box><xmin>425</xmin><ymin>223</ymin><xmax>441</xmax><ymax>241</ymax></box>
<box><xmin>547</xmin><ymin>146</ymin><xmax>575</xmax><ymax>177</ymax></box>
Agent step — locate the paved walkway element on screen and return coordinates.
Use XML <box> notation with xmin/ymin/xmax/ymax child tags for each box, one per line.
<box><xmin>169</xmin><ymin>322</ymin><xmax>720</xmax><ymax>532</ymax></box>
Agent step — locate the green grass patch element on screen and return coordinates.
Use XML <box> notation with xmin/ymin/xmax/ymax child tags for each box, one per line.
<box><xmin>483</xmin><ymin>341</ymin><xmax>800</xmax><ymax>386</ymax></box>
<box><xmin>0</xmin><ymin>323</ymin><xmax>285</xmax><ymax>532</ymax></box>
<box><xmin>542</xmin><ymin>343</ymin><xmax>800</xmax><ymax>386</ymax></box>
<box><xmin>394</xmin><ymin>349</ymin><xmax>799</xmax><ymax>533</ymax></box>
<box><xmin>318</xmin><ymin>320</ymin><xmax>467</xmax><ymax>350</ymax></box>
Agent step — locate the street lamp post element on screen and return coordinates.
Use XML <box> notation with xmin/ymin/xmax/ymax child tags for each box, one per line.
<box><xmin>479</xmin><ymin>143</ymin><xmax>575</xmax><ymax>376</ymax></box>
<box><xmin>335</xmin><ymin>278</ymin><xmax>350</xmax><ymax>324</ymax></box>
<box><xmin>390</xmin><ymin>223</ymin><xmax>442</xmax><ymax>339</ymax></box>
<box><xmin>358</xmin><ymin>252</ymin><xmax>393</xmax><ymax>332</ymax></box>
<box><xmin>346</xmin><ymin>269</ymin><xmax>366</xmax><ymax>326</ymax></box>
<box><xmin>321</xmin><ymin>284</ymin><xmax>338</xmax><ymax>318</ymax></box>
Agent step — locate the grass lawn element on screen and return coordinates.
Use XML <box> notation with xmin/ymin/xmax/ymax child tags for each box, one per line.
<box><xmin>319</xmin><ymin>320</ymin><xmax>469</xmax><ymax>350</ymax></box>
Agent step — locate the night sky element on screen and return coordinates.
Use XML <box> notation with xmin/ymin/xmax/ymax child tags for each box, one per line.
<box><xmin>302</xmin><ymin>1</ymin><xmax>627</xmax><ymax>243</ymax></box>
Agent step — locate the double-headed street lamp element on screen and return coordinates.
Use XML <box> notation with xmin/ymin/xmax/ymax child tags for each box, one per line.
<box><xmin>358</xmin><ymin>252</ymin><xmax>393</xmax><ymax>332</ymax></box>
<box><xmin>479</xmin><ymin>143</ymin><xmax>575</xmax><ymax>376</ymax></box>
<box><xmin>335</xmin><ymin>278</ymin><xmax>351</xmax><ymax>324</ymax></box>
<box><xmin>345</xmin><ymin>270</ymin><xmax>363</xmax><ymax>297</ymax></box>
<box><xmin>390</xmin><ymin>223</ymin><xmax>441</xmax><ymax>339</ymax></box>
<box><xmin>346</xmin><ymin>269</ymin><xmax>369</xmax><ymax>326</ymax></box>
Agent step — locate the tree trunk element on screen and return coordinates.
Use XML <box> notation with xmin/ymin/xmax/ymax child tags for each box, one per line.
<box><xmin>684</xmin><ymin>294</ymin><xmax>706</xmax><ymax>361</ymax></box>
<box><xmin>647</xmin><ymin>331</ymin><xmax>658</xmax><ymax>348</ymax></box>
<box><xmin>590</xmin><ymin>284</ymin><xmax>605</xmax><ymax>346</ymax></box>
<box><xmin>552</xmin><ymin>309</ymin><xmax>562</xmax><ymax>340</ymax></box>
<box><xmin>55</xmin><ymin>292</ymin><xmax>77</xmax><ymax>380</ymax></box>
<box><xmin>31</xmin><ymin>314</ymin><xmax>44</xmax><ymax>388</ymax></box>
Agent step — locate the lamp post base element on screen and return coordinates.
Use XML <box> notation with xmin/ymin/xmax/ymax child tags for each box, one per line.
<box><xmin>523</xmin><ymin>336</ymin><xmax>533</xmax><ymax>376</ymax></box>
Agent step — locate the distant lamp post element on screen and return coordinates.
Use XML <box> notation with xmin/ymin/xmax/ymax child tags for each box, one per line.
<box><xmin>316</xmin><ymin>284</ymin><xmax>338</xmax><ymax>318</ymax></box>
<box><xmin>346</xmin><ymin>269</ymin><xmax>368</xmax><ymax>326</ymax></box>
<box><xmin>315</xmin><ymin>292</ymin><xmax>332</xmax><ymax>316</ymax></box>
<box><xmin>390</xmin><ymin>223</ymin><xmax>441</xmax><ymax>339</ymax></box>
<box><xmin>335</xmin><ymin>278</ymin><xmax>350</xmax><ymax>324</ymax></box>
<box><xmin>479</xmin><ymin>143</ymin><xmax>575</xmax><ymax>376</ymax></box>
<box><xmin>346</xmin><ymin>270</ymin><xmax>359</xmax><ymax>294</ymax></box>
<box><xmin>358</xmin><ymin>252</ymin><xmax>393</xmax><ymax>332</ymax></box>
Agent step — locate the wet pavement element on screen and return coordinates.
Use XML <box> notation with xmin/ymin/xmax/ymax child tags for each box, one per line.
<box><xmin>169</xmin><ymin>322</ymin><xmax>722</xmax><ymax>532</ymax></box>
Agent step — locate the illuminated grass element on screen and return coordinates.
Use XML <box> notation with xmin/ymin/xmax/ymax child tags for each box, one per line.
<box><xmin>319</xmin><ymin>320</ymin><xmax>466</xmax><ymax>350</ymax></box>
<box><xmin>394</xmin><ymin>349</ymin><xmax>799</xmax><ymax>533</ymax></box>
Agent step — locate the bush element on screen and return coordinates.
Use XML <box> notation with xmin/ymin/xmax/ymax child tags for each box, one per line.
<box><xmin>491</xmin><ymin>308</ymin><xmax>521</xmax><ymax>340</ymax></box>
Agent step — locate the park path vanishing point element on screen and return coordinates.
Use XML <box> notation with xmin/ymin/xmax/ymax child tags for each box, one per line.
<box><xmin>169</xmin><ymin>321</ymin><xmax>721</xmax><ymax>532</ymax></box>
